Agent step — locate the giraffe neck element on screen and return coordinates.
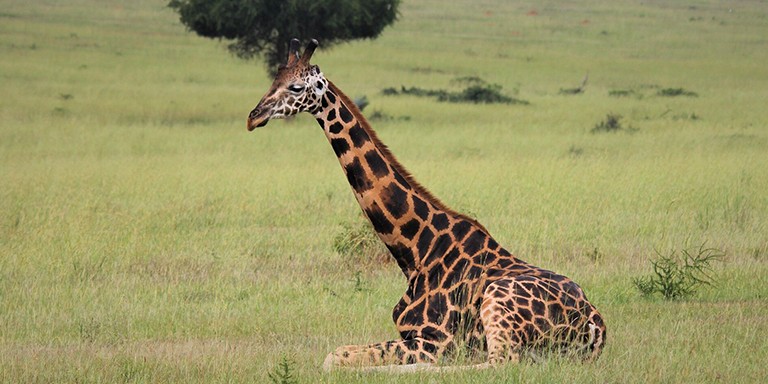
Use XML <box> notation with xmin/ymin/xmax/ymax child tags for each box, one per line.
<box><xmin>314</xmin><ymin>81</ymin><xmax>487</xmax><ymax>277</ymax></box>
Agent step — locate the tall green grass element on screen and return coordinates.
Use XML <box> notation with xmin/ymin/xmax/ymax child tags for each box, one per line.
<box><xmin>1</xmin><ymin>0</ymin><xmax>767</xmax><ymax>382</ymax></box>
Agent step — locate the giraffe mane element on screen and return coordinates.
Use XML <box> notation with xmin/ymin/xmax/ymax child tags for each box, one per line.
<box><xmin>327</xmin><ymin>81</ymin><xmax>489</xmax><ymax>234</ymax></box>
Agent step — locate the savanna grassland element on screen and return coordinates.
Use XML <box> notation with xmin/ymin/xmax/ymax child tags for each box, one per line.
<box><xmin>1</xmin><ymin>0</ymin><xmax>767</xmax><ymax>382</ymax></box>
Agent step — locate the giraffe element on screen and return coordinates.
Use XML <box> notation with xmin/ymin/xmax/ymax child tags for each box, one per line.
<box><xmin>247</xmin><ymin>39</ymin><xmax>606</xmax><ymax>371</ymax></box>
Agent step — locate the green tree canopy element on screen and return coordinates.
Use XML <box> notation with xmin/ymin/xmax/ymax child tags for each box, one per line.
<box><xmin>168</xmin><ymin>0</ymin><xmax>400</xmax><ymax>74</ymax></box>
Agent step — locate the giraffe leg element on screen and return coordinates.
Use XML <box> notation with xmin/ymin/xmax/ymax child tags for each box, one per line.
<box><xmin>322</xmin><ymin>338</ymin><xmax>443</xmax><ymax>371</ymax></box>
<box><xmin>480</xmin><ymin>276</ymin><xmax>604</xmax><ymax>364</ymax></box>
<box><xmin>480</xmin><ymin>281</ymin><xmax>523</xmax><ymax>365</ymax></box>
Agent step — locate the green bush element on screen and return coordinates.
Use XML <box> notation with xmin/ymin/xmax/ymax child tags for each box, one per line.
<box><xmin>332</xmin><ymin>221</ymin><xmax>390</xmax><ymax>266</ymax></box>
<box><xmin>591</xmin><ymin>113</ymin><xmax>626</xmax><ymax>133</ymax></box>
<box><xmin>441</xmin><ymin>83</ymin><xmax>516</xmax><ymax>104</ymax></box>
<box><xmin>658</xmin><ymin>87</ymin><xmax>698</xmax><ymax>97</ymax></box>
<box><xmin>268</xmin><ymin>356</ymin><xmax>297</xmax><ymax>384</ymax></box>
<box><xmin>608</xmin><ymin>89</ymin><xmax>640</xmax><ymax>98</ymax></box>
<box><xmin>382</xmin><ymin>77</ymin><xmax>529</xmax><ymax>105</ymax></box>
<box><xmin>633</xmin><ymin>245</ymin><xmax>724</xmax><ymax>300</ymax></box>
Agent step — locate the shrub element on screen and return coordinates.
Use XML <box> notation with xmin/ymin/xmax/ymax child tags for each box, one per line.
<box><xmin>442</xmin><ymin>83</ymin><xmax>521</xmax><ymax>104</ymax></box>
<box><xmin>658</xmin><ymin>87</ymin><xmax>698</xmax><ymax>97</ymax></box>
<box><xmin>332</xmin><ymin>221</ymin><xmax>390</xmax><ymax>266</ymax></box>
<box><xmin>268</xmin><ymin>356</ymin><xmax>297</xmax><ymax>384</ymax></box>
<box><xmin>608</xmin><ymin>89</ymin><xmax>640</xmax><ymax>98</ymax></box>
<box><xmin>450</xmin><ymin>75</ymin><xmax>486</xmax><ymax>86</ymax></box>
<box><xmin>381</xmin><ymin>77</ymin><xmax>529</xmax><ymax>105</ymax></box>
<box><xmin>367</xmin><ymin>109</ymin><xmax>411</xmax><ymax>122</ymax></box>
<box><xmin>633</xmin><ymin>245</ymin><xmax>724</xmax><ymax>300</ymax></box>
<box><xmin>591</xmin><ymin>113</ymin><xmax>626</xmax><ymax>133</ymax></box>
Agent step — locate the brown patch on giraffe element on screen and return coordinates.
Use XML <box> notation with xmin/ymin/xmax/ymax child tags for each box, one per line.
<box><xmin>330</xmin><ymin>138</ymin><xmax>350</xmax><ymax>157</ymax></box>
<box><xmin>364</xmin><ymin>149</ymin><xmax>390</xmax><ymax>178</ymax></box>
<box><xmin>381</xmin><ymin>182</ymin><xmax>409</xmax><ymax>219</ymax></box>
<box><xmin>365</xmin><ymin>202</ymin><xmax>394</xmax><ymax>235</ymax></box>
<box><xmin>348</xmin><ymin>122</ymin><xmax>370</xmax><ymax>148</ymax></box>
<box><xmin>344</xmin><ymin>157</ymin><xmax>374</xmax><ymax>193</ymax></box>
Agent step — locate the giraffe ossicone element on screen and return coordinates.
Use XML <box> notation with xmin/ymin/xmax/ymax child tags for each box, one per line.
<box><xmin>247</xmin><ymin>39</ymin><xmax>606</xmax><ymax>371</ymax></box>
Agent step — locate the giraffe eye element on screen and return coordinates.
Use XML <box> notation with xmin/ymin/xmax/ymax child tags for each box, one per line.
<box><xmin>287</xmin><ymin>84</ymin><xmax>305</xmax><ymax>93</ymax></box>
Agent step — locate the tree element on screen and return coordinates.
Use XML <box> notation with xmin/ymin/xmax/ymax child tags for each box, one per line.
<box><xmin>168</xmin><ymin>0</ymin><xmax>400</xmax><ymax>74</ymax></box>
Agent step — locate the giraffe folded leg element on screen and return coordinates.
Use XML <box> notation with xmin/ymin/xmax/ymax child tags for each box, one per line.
<box><xmin>480</xmin><ymin>276</ymin><xmax>605</xmax><ymax>364</ymax></box>
<box><xmin>480</xmin><ymin>304</ymin><xmax>522</xmax><ymax>365</ymax></box>
<box><xmin>322</xmin><ymin>338</ymin><xmax>443</xmax><ymax>371</ymax></box>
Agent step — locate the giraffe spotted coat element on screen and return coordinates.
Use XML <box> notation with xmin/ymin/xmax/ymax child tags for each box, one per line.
<box><xmin>247</xmin><ymin>39</ymin><xmax>606</xmax><ymax>370</ymax></box>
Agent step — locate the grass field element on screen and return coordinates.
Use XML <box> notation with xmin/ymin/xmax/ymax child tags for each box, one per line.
<box><xmin>1</xmin><ymin>0</ymin><xmax>767</xmax><ymax>382</ymax></box>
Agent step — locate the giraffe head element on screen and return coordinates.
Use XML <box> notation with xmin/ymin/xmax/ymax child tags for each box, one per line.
<box><xmin>247</xmin><ymin>39</ymin><xmax>328</xmax><ymax>131</ymax></box>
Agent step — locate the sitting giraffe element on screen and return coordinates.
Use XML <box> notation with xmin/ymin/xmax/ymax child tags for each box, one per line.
<box><xmin>247</xmin><ymin>39</ymin><xmax>606</xmax><ymax>371</ymax></box>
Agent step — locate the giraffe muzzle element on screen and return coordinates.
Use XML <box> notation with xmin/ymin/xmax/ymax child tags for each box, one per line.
<box><xmin>247</xmin><ymin>107</ymin><xmax>270</xmax><ymax>131</ymax></box>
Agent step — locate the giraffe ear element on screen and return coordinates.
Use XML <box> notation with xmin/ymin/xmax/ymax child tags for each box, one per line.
<box><xmin>300</xmin><ymin>39</ymin><xmax>319</xmax><ymax>65</ymax></box>
<box><xmin>287</xmin><ymin>38</ymin><xmax>301</xmax><ymax>67</ymax></box>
